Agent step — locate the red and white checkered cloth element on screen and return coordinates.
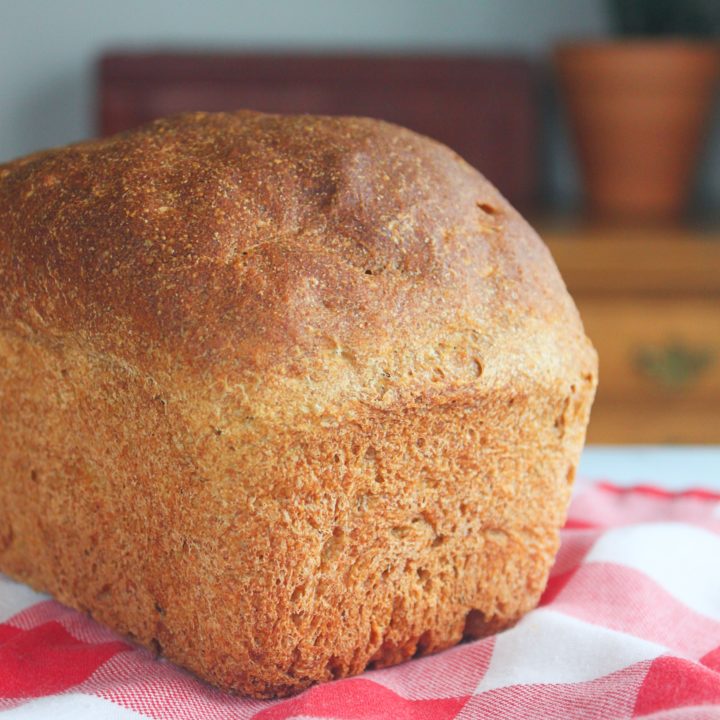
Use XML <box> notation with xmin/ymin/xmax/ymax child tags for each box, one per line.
<box><xmin>1</xmin><ymin>481</ymin><xmax>719</xmax><ymax>719</ymax></box>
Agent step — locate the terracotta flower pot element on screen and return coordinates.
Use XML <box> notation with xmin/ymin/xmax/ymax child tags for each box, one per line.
<box><xmin>555</xmin><ymin>42</ymin><xmax>719</xmax><ymax>221</ymax></box>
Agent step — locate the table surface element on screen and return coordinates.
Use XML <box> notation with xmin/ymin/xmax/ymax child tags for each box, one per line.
<box><xmin>578</xmin><ymin>445</ymin><xmax>720</xmax><ymax>491</ymax></box>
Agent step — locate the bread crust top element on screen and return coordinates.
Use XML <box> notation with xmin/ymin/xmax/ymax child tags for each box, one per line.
<box><xmin>0</xmin><ymin>111</ymin><xmax>596</xmax><ymax>423</ymax></box>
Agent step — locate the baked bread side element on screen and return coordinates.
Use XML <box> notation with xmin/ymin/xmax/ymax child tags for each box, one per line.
<box><xmin>0</xmin><ymin>111</ymin><xmax>597</xmax><ymax>697</ymax></box>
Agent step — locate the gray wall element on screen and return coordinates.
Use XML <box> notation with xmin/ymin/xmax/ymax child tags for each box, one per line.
<box><xmin>1</xmin><ymin>0</ymin><xmax>717</xmax><ymax>210</ymax></box>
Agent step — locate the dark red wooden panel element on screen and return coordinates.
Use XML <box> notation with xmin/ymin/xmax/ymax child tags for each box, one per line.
<box><xmin>98</xmin><ymin>52</ymin><xmax>538</xmax><ymax>210</ymax></box>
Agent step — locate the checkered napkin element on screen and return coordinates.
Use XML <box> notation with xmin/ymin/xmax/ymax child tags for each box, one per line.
<box><xmin>1</xmin><ymin>482</ymin><xmax>719</xmax><ymax>719</ymax></box>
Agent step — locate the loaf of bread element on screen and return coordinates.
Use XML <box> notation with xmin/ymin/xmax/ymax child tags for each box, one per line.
<box><xmin>0</xmin><ymin>111</ymin><xmax>596</xmax><ymax>698</ymax></box>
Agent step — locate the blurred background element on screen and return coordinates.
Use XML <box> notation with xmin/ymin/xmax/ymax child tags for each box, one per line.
<box><xmin>1</xmin><ymin>0</ymin><xmax>718</xmax><ymax>444</ymax></box>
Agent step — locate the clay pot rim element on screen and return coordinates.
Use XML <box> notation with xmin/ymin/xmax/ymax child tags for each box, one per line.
<box><xmin>556</xmin><ymin>39</ymin><xmax>720</xmax><ymax>59</ymax></box>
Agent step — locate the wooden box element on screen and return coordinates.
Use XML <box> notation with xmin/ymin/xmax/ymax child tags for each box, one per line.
<box><xmin>545</xmin><ymin>224</ymin><xmax>720</xmax><ymax>444</ymax></box>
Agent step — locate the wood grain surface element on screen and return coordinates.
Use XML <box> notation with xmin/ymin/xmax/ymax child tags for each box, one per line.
<box><xmin>545</xmin><ymin>225</ymin><xmax>720</xmax><ymax>444</ymax></box>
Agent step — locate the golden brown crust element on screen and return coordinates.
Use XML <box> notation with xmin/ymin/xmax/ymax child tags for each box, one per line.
<box><xmin>0</xmin><ymin>111</ymin><xmax>597</xmax><ymax>697</ymax></box>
